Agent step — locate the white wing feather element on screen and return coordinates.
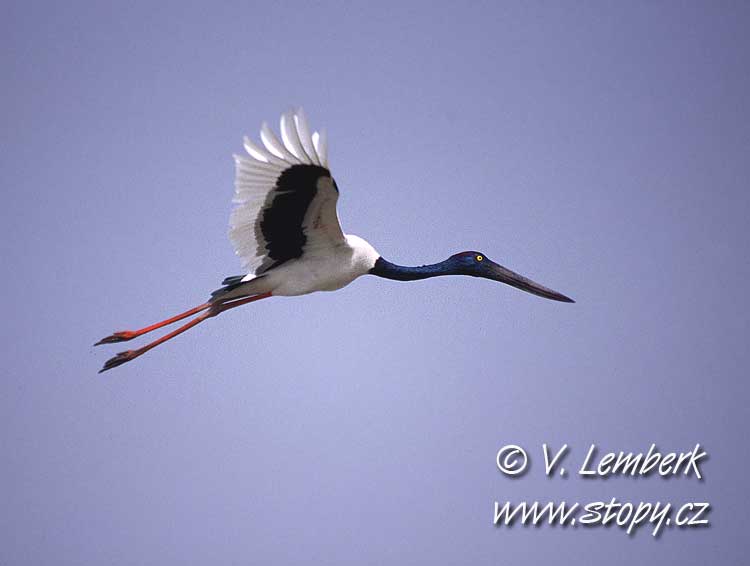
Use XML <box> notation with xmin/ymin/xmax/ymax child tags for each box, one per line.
<box><xmin>280</xmin><ymin>111</ymin><xmax>308</xmax><ymax>162</ymax></box>
<box><xmin>314</xmin><ymin>129</ymin><xmax>328</xmax><ymax>168</ymax></box>
<box><xmin>294</xmin><ymin>107</ymin><xmax>321</xmax><ymax>166</ymax></box>
<box><xmin>260</xmin><ymin>121</ymin><xmax>300</xmax><ymax>163</ymax></box>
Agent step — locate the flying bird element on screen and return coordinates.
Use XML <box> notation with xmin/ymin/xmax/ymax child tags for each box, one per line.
<box><xmin>96</xmin><ymin>109</ymin><xmax>573</xmax><ymax>372</ymax></box>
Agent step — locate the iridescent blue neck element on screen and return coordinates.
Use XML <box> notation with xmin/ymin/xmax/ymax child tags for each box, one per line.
<box><xmin>369</xmin><ymin>257</ymin><xmax>462</xmax><ymax>281</ymax></box>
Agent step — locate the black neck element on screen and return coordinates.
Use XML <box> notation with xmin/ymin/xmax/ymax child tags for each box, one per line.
<box><xmin>369</xmin><ymin>257</ymin><xmax>461</xmax><ymax>281</ymax></box>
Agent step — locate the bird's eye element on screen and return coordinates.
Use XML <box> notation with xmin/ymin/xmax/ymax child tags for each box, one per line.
<box><xmin>476</xmin><ymin>255</ymin><xmax>483</xmax><ymax>262</ymax></box>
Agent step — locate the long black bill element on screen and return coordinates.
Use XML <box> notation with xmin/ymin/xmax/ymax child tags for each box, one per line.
<box><xmin>488</xmin><ymin>262</ymin><xmax>574</xmax><ymax>303</ymax></box>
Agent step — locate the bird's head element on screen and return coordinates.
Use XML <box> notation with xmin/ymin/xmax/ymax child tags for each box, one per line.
<box><xmin>447</xmin><ymin>251</ymin><xmax>574</xmax><ymax>303</ymax></box>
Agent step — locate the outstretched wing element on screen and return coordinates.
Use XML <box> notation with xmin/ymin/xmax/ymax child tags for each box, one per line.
<box><xmin>229</xmin><ymin>108</ymin><xmax>345</xmax><ymax>276</ymax></box>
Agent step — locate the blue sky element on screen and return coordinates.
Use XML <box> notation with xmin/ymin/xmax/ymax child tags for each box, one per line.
<box><xmin>3</xmin><ymin>1</ymin><xmax>749</xmax><ymax>564</ymax></box>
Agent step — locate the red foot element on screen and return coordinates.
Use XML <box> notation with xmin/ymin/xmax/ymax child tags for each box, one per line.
<box><xmin>94</xmin><ymin>331</ymin><xmax>137</xmax><ymax>346</ymax></box>
<box><xmin>99</xmin><ymin>350</ymin><xmax>139</xmax><ymax>373</ymax></box>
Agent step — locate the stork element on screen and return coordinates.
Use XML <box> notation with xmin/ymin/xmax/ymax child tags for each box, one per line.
<box><xmin>96</xmin><ymin>109</ymin><xmax>573</xmax><ymax>372</ymax></box>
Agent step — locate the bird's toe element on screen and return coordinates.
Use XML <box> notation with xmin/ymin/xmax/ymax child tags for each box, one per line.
<box><xmin>94</xmin><ymin>331</ymin><xmax>136</xmax><ymax>346</ymax></box>
<box><xmin>99</xmin><ymin>350</ymin><xmax>138</xmax><ymax>373</ymax></box>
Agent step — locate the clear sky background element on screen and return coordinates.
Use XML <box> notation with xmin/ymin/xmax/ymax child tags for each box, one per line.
<box><xmin>3</xmin><ymin>1</ymin><xmax>749</xmax><ymax>564</ymax></box>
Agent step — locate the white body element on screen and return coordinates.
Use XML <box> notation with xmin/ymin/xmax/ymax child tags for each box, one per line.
<box><xmin>222</xmin><ymin>234</ymin><xmax>379</xmax><ymax>299</ymax></box>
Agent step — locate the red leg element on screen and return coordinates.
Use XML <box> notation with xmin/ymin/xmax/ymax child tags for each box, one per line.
<box><xmin>214</xmin><ymin>292</ymin><xmax>273</xmax><ymax>313</ymax></box>
<box><xmin>99</xmin><ymin>311</ymin><xmax>214</xmax><ymax>373</ymax></box>
<box><xmin>94</xmin><ymin>301</ymin><xmax>212</xmax><ymax>345</ymax></box>
<box><xmin>98</xmin><ymin>292</ymin><xmax>273</xmax><ymax>373</ymax></box>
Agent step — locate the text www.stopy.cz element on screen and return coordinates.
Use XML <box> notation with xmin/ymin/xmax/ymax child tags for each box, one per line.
<box><xmin>493</xmin><ymin>499</ymin><xmax>710</xmax><ymax>537</ymax></box>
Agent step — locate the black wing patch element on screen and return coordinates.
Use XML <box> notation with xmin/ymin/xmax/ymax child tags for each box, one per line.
<box><xmin>254</xmin><ymin>164</ymin><xmax>331</xmax><ymax>273</ymax></box>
